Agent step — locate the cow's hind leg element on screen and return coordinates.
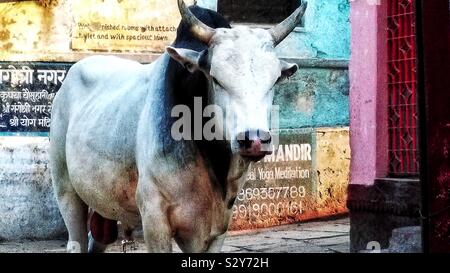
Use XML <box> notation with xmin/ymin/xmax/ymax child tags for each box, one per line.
<box><xmin>50</xmin><ymin>129</ymin><xmax>89</xmax><ymax>252</ymax></box>
<box><xmin>50</xmin><ymin>156</ymin><xmax>89</xmax><ymax>252</ymax></box>
<box><xmin>50</xmin><ymin>91</ymin><xmax>89</xmax><ymax>252</ymax></box>
<box><xmin>55</xmin><ymin>188</ymin><xmax>89</xmax><ymax>252</ymax></box>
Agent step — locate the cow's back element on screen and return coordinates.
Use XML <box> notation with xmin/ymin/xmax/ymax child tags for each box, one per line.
<box><xmin>52</xmin><ymin>55</ymin><xmax>164</xmax><ymax>164</ymax></box>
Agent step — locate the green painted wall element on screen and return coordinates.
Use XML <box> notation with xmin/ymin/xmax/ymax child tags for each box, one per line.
<box><xmin>201</xmin><ymin>0</ymin><xmax>350</xmax><ymax>60</ymax></box>
<box><xmin>275</xmin><ymin>63</ymin><xmax>349</xmax><ymax>129</ymax></box>
<box><xmin>276</xmin><ymin>0</ymin><xmax>350</xmax><ymax>59</ymax></box>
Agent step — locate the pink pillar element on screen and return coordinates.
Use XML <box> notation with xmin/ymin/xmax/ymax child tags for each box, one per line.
<box><xmin>349</xmin><ymin>1</ymin><xmax>388</xmax><ymax>186</ymax></box>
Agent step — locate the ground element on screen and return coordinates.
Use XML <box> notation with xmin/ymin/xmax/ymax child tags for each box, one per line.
<box><xmin>0</xmin><ymin>217</ymin><xmax>350</xmax><ymax>253</ymax></box>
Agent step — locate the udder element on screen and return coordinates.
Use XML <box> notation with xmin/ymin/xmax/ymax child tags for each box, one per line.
<box><xmin>89</xmin><ymin>211</ymin><xmax>118</xmax><ymax>245</ymax></box>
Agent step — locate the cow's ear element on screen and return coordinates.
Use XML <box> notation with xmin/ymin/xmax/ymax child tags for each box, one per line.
<box><xmin>280</xmin><ymin>60</ymin><xmax>298</xmax><ymax>79</ymax></box>
<box><xmin>166</xmin><ymin>46</ymin><xmax>200</xmax><ymax>73</ymax></box>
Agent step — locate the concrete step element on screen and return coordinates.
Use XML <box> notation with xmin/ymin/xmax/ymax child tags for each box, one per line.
<box><xmin>358</xmin><ymin>226</ymin><xmax>422</xmax><ymax>253</ymax></box>
<box><xmin>387</xmin><ymin>226</ymin><xmax>422</xmax><ymax>253</ymax></box>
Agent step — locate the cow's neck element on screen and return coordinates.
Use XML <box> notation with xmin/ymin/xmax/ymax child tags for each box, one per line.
<box><xmin>160</xmin><ymin>56</ymin><xmax>234</xmax><ymax>199</ymax></box>
<box><xmin>156</xmin><ymin>6</ymin><xmax>238</xmax><ymax>199</ymax></box>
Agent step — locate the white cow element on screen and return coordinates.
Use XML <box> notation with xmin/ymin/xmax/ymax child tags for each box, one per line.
<box><xmin>49</xmin><ymin>0</ymin><xmax>307</xmax><ymax>252</ymax></box>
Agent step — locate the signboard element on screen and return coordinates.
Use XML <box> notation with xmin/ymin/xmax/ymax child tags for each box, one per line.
<box><xmin>0</xmin><ymin>62</ymin><xmax>71</xmax><ymax>132</ymax></box>
<box><xmin>71</xmin><ymin>0</ymin><xmax>195</xmax><ymax>52</ymax></box>
<box><xmin>230</xmin><ymin>129</ymin><xmax>315</xmax><ymax>230</ymax></box>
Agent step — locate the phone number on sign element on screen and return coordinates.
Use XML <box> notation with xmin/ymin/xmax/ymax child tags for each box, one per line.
<box><xmin>231</xmin><ymin>201</ymin><xmax>303</xmax><ymax>219</ymax></box>
<box><xmin>236</xmin><ymin>186</ymin><xmax>306</xmax><ymax>201</ymax></box>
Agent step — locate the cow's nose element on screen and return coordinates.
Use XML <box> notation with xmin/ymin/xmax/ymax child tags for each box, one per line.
<box><xmin>237</xmin><ymin>130</ymin><xmax>272</xmax><ymax>161</ymax></box>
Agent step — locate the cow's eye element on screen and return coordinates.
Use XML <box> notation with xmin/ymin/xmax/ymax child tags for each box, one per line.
<box><xmin>184</xmin><ymin>62</ymin><xmax>193</xmax><ymax>71</ymax></box>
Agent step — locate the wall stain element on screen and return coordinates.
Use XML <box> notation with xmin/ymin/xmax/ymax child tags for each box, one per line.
<box><xmin>2</xmin><ymin>42</ymin><xmax>13</xmax><ymax>51</ymax></box>
<box><xmin>0</xmin><ymin>16</ymin><xmax>16</xmax><ymax>28</ymax></box>
<box><xmin>36</xmin><ymin>0</ymin><xmax>59</xmax><ymax>8</ymax></box>
<box><xmin>0</xmin><ymin>29</ymin><xmax>10</xmax><ymax>41</ymax></box>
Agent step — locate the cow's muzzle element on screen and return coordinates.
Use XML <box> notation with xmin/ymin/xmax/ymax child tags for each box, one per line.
<box><xmin>237</xmin><ymin>130</ymin><xmax>272</xmax><ymax>161</ymax></box>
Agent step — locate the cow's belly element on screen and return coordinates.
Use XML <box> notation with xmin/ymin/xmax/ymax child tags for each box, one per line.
<box><xmin>66</xmin><ymin>140</ymin><xmax>140</xmax><ymax>227</ymax></box>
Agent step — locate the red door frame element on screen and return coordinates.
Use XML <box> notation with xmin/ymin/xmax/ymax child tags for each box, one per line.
<box><xmin>416</xmin><ymin>0</ymin><xmax>450</xmax><ymax>253</ymax></box>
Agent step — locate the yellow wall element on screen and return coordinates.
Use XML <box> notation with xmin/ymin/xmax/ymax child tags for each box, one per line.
<box><xmin>0</xmin><ymin>0</ymin><xmax>196</xmax><ymax>62</ymax></box>
<box><xmin>229</xmin><ymin>128</ymin><xmax>349</xmax><ymax>230</ymax></box>
<box><xmin>315</xmin><ymin>128</ymin><xmax>349</xmax><ymax>216</ymax></box>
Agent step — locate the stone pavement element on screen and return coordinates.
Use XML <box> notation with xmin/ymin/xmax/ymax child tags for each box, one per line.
<box><xmin>0</xmin><ymin>217</ymin><xmax>350</xmax><ymax>253</ymax></box>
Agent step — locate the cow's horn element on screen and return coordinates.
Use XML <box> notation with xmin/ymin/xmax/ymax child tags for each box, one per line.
<box><xmin>178</xmin><ymin>0</ymin><xmax>215</xmax><ymax>43</ymax></box>
<box><xmin>269</xmin><ymin>1</ymin><xmax>307</xmax><ymax>46</ymax></box>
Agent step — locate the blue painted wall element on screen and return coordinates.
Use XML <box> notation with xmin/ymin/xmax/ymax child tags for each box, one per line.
<box><xmin>274</xmin><ymin>66</ymin><xmax>349</xmax><ymax>129</ymax></box>
<box><xmin>196</xmin><ymin>0</ymin><xmax>217</xmax><ymax>10</ymax></box>
<box><xmin>199</xmin><ymin>0</ymin><xmax>350</xmax><ymax>60</ymax></box>
<box><xmin>277</xmin><ymin>0</ymin><xmax>350</xmax><ymax>59</ymax></box>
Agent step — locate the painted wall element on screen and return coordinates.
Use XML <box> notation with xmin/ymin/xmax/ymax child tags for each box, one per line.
<box><xmin>199</xmin><ymin>0</ymin><xmax>351</xmax><ymax>59</ymax></box>
<box><xmin>0</xmin><ymin>137</ymin><xmax>65</xmax><ymax>240</ymax></box>
<box><xmin>275</xmin><ymin>65</ymin><xmax>349</xmax><ymax>129</ymax></box>
<box><xmin>0</xmin><ymin>0</ymin><xmax>351</xmax><ymax>239</ymax></box>
<box><xmin>230</xmin><ymin>127</ymin><xmax>349</xmax><ymax>230</ymax></box>
<box><xmin>0</xmin><ymin>0</ymin><xmax>350</xmax><ymax>62</ymax></box>
<box><xmin>0</xmin><ymin>0</ymin><xmax>198</xmax><ymax>62</ymax></box>
<box><xmin>349</xmin><ymin>1</ymin><xmax>388</xmax><ymax>186</ymax></box>
<box><xmin>276</xmin><ymin>0</ymin><xmax>350</xmax><ymax>59</ymax></box>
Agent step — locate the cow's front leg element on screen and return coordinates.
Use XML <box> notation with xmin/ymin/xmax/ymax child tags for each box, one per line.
<box><xmin>136</xmin><ymin>179</ymin><xmax>172</xmax><ymax>253</ymax></box>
